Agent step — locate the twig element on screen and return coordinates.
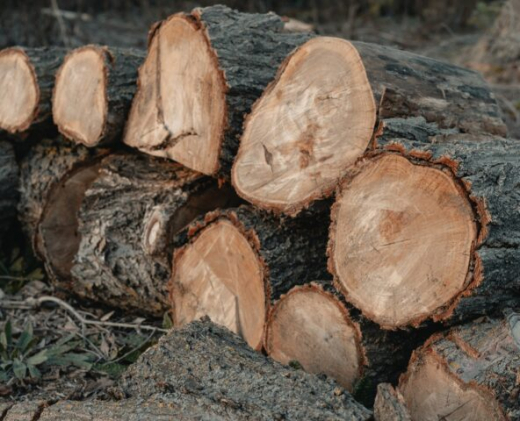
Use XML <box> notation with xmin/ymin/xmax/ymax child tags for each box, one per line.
<box><xmin>50</xmin><ymin>0</ymin><xmax>71</xmax><ymax>48</ymax></box>
<box><xmin>103</xmin><ymin>329</ymin><xmax>156</xmax><ymax>365</ymax></box>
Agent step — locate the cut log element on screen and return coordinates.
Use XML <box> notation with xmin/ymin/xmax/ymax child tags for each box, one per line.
<box><xmin>264</xmin><ymin>282</ymin><xmax>427</xmax><ymax>405</ymax></box>
<box><xmin>123</xmin><ymin>5</ymin><xmax>312</xmax><ymax>177</ymax></box>
<box><xmin>1</xmin><ymin>401</ymin><xmax>44</xmax><ymax>421</ymax></box>
<box><xmin>53</xmin><ymin>46</ymin><xmax>144</xmax><ymax>147</ymax></box>
<box><xmin>232</xmin><ymin>39</ymin><xmax>506</xmax><ymax>215</ymax></box>
<box><xmin>0</xmin><ymin>141</ymin><xmax>19</xmax><ymax>245</ymax></box>
<box><xmin>399</xmin><ymin>316</ymin><xmax>520</xmax><ymax>421</ymax></box>
<box><xmin>169</xmin><ymin>205</ymin><xmax>330</xmax><ymax>349</ymax></box>
<box><xmin>329</xmin><ymin>128</ymin><xmax>520</xmax><ymax>329</ymax></box>
<box><xmin>18</xmin><ymin>138</ymin><xmax>105</xmax><ymax>257</ymax></box>
<box><xmin>70</xmin><ymin>154</ymin><xmax>239</xmax><ymax>315</ymax></box>
<box><xmin>0</xmin><ymin>47</ymin><xmax>66</xmax><ymax>135</ymax></box>
<box><xmin>117</xmin><ymin>319</ymin><xmax>373</xmax><ymax>420</ymax></box>
<box><xmin>374</xmin><ymin>384</ymin><xmax>411</xmax><ymax>421</ymax></box>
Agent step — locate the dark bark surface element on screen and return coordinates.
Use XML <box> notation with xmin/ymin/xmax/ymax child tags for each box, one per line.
<box><xmin>0</xmin><ymin>47</ymin><xmax>67</xmax><ymax>136</ymax></box>
<box><xmin>400</xmin><ymin>316</ymin><xmax>520</xmax><ymax>420</ymax></box>
<box><xmin>55</xmin><ymin>46</ymin><xmax>144</xmax><ymax>146</ymax></box>
<box><xmin>374</xmin><ymin>384</ymin><xmax>411</xmax><ymax>421</ymax></box>
<box><xmin>372</xmin><ymin>118</ymin><xmax>520</xmax><ymax>324</ymax></box>
<box><xmin>117</xmin><ymin>320</ymin><xmax>373</xmax><ymax>420</ymax></box>
<box><xmin>18</xmin><ymin>138</ymin><xmax>104</xmax><ymax>257</ymax></box>
<box><xmin>0</xmin><ymin>141</ymin><xmax>19</xmax><ymax>244</ymax></box>
<box><xmin>353</xmin><ymin>41</ymin><xmax>507</xmax><ymax>137</ymax></box>
<box><xmin>71</xmin><ymin>154</ymin><xmax>237</xmax><ymax>315</ymax></box>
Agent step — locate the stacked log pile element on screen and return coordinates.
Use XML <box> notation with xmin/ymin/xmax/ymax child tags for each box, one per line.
<box><xmin>0</xmin><ymin>4</ymin><xmax>518</xmax><ymax>419</ymax></box>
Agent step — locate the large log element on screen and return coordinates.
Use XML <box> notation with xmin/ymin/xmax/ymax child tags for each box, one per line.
<box><xmin>329</xmin><ymin>123</ymin><xmax>520</xmax><ymax>329</ymax></box>
<box><xmin>0</xmin><ymin>141</ymin><xmax>19</xmax><ymax>245</ymax></box>
<box><xmin>53</xmin><ymin>46</ymin><xmax>144</xmax><ymax>147</ymax></box>
<box><xmin>0</xmin><ymin>47</ymin><xmax>66</xmax><ymax>135</ymax></box>
<box><xmin>374</xmin><ymin>384</ymin><xmax>411</xmax><ymax>421</ymax></box>
<box><xmin>70</xmin><ymin>154</ymin><xmax>238</xmax><ymax>315</ymax></box>
<box><xmin>264</xmin><ymin>282</ymin><xmax>427</xmax><ymax>405</ymax></box>
<box><xmin>232</xmin><ymin>39</ymin><xmax>507</xmax><ymax>215</ymax></box>
<box><xmin>123</xmin><ymin>5</ymin><xmax>312</xmax><ymax>177</ymax></box>
<box><xmin>399</xmin><ymin>316</ymin><xmax>520</xmax><ymax>421</ymax></box>
<box><xmin>169</xmin><ymin>205</ymin><xmax>330</xmax><ymax>349</ymax></box>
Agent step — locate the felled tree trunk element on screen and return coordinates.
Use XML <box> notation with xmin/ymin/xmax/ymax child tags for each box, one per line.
<box><xmin>374</xmin><ymin>384</ymin><xmax>411</xmax><ymax>421</ymax></box>
<box><xmin>0</xmin><ymin>47</ymin><xmax>66</xmax><ymax>135</ymax></box>
<box><xmin>399</xmin><ymin>316</ymin><xmax>520</xmax><ymax>421</ymax></box>
<box><xmin>169</xmin><ymin>205</ymin><xmax>330</xmax><ymax>349</ymax></box>
<box><xmin>123</xmin><ymin>5</ymin><xmax>312</xmax><ymax>178</ymax></box>
<box><xmin>18</xmin><ymin>138</ymin><xmax>105</xmax><ymax>257</ymax></box>
<box><xmin>329</xmin><ymin>124</ymin><xmax>520</xmax><ymax>330</ymax></box>
<box><xmin>70</xmin><ymin>154</ymin><xmax>238</xmax><ymax>316</ymax></box>
<box><xmin>264</xmin><ymin>282</ymin><xmax>428</xmax><ymax>405</ymax></box>
<box><xmin>53</xmin><ymin>46</ymin><xmax>144</xmax><ymax>147</ymax></box>
<box><xmin>232</xmin><ymin>37</ymin><xmax>506</xmax><ymax>216</ymax></box>
<box><xmin>0</xmin><ymin>141</ymin><xmax>19</xmax><ymax>245</ymax></box>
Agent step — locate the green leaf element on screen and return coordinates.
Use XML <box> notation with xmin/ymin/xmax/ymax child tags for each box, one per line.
<box><xmin>26</xmin><ymin>350</ymin><xmax>48</xmax><ymax>366</ymax></box>
<box><xmin>16</xmin><ymin>323</ymin><xmax>33</xmax><ymax>353</ymax></box>
<box><xmin>27</xmin><ymin>268</ymin><xmax>45</xmax><ymax>281</ymax></box>
<box><xmin>9</xmin><ymin>256</ymin><xmax>23</xmax><ymax>273</ymax></box>
<box><xmin>48</xmin><ymin>353</ymin><xmax>94</xmax><ymax>370</ymax></box>
<box><xmin>12</xmin><ymin>360</ymin><xmax>26</xmax><ymax>379</ymax></box>
<box><xmin>27</xmin><ymin>364</ymin><xmax>41</xmax><ymax>379</ymax></box>
<box><xmin>0</xmin><ymin>370</ymin><xmax>8</xmax><ymax>382</ymax></box>
<box><xmin>162</xmin><ymin>312</ymin><xmax>173</xmax><ymax>330</ymax></box>
<box><xmin>0</xmin><ymin>332</ymin><xmax>7</xmax><ymax>350</ymax></box>
<box><xmin>93</xmin><ymin>362</ymin><xmax>127</xmax><ymax>378</ymax></box>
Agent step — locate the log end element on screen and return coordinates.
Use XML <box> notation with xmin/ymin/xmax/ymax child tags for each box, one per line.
<box><xmin>53</xmin><ymin>46</ymin><xmax>110</xmax><ymax>147</ymax></box>
<box><xmin>170</xmin><ymin>217</ymin><xmax>267</xmax><ymax>350</ymax></box>
<box><xmin>232</xmin><ymin>37</ymin><xmax>376</xmax><ymax>215</ymax></box>
<box><xmin>124</xmin><ymin>13</ymin><xmax>226</xmax><ymax>175</ymax></box>
<box><xmin>265</xmin><ymin>284</ymin><xmax>364</xmax><ymax>391</ymax></box>
<box><xmin>329</xmin><ymin>153</ymin><xmax>477</xmax><ymax>328</ymax></box>
<box><xmin>0</xmin><ymin>47</ymin><xmax>39</xmax><ymax>133</ymax></box>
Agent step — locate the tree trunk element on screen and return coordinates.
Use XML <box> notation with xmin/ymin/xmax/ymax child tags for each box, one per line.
<box><xmin>0</xmin><ymin>47</ymin><xmax>66</xmax><ymax>136</ymax></box>
<box><xmin>53</xmin><ymin>46</ymin><xmax>144</xmax><ymax>147</ymax></box>
<box><xmin>116</xmin><ymin>320</ymin><xmax>373</xmax><ymax>420</ymax></box>
<box><xmin>123</xmin><ymin>5</ymin><xmax>312</xmax><ymax>178</ymax></box>
<box><xmin>329</xmin><ymin>122</ymin><xmax>520</xmax><ymax>329</ymax></box>
<box><xmin>0</xmin><ymin>141</ymin><xmax>19</xmax><ymax>246</ymax></box>
<box><xmin>399</xmin><ymin>316</ymin><xmax>520</xmax><ymax>421</ymax></box>
<box><xmin>169</xmin><ymin>205</ymin><xmax>330</xmax><ymax>350</ymax></box>
<box><xmin>18</xmin><ymin>138</ymin><xmax>105</xmax><ymax>258</ymax></box>
<box><xmin>374</xmin><ymin>384</ymin><xmax>411</xmax><ymax>421</ymax></box>
<box><xmin>70</xmin><ymin>154</ymin><xmax>239</xmax><ymax>316</ymax></box>
<box><xmin>232</xmin><ymin>37</ymin><xmax>506</xmax><ymax>216</ymax></box>
<box><xmin>264</xmin><ymin>282</ymin><xmax>430</xmax><ymax>406</ymax></box>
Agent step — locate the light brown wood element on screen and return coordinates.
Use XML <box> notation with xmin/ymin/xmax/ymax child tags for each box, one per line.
<box><xmin>124</xmin><ymin>14</ymin><xmax>226</xmax><ymax>175</ymax></box>
<box><xmin>232</xmin><ymin>37</ymin><xmax>376</xmax><ymax>215</ymax></box>
<box><xmin>265</xmin><ymin>284</ymin><xmax>362</xmax><ymax>391</ymax></box>
<box><xmin>53</xmin><ymin>46</ymin><xmax>107</xmax><ymax>146</ymax></box>
<box><xmin>330</xmin><ymin>154</ymin><xmax>477</xmax><ymax>328</ymax></box>
<box><xmin>170</xmin><ymin>220</ymin><xmax>266</xmax><ymax>350</ymax></box>
<box><xmin>0</xmin><ymin>48</ymin><xmax>38</xmax><ymax>133</ymax></box>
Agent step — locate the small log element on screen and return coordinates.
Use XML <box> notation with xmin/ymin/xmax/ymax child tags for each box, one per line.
<box><xmin>169</xmin><ymin>205</ymin><xmax>330</xmax><ymax>349</ymax></box>
<box><xmin>117</xmin><ymin>320</ymin><xmax>373</xmax><ymax>420</ymax></box>
<box><xmin>399</xmin><ymin>316</ymin><xmax>520</xmax><ymax>421</ymax></box>
<box><xmin>232</xmin><ymin>39</ymin><xmax>506</xmax><ymax>215</ymax></box>
<box><xmin>70</xmin><ymin>154</ymin><xmax>238</xmax><ymax>315</ymax></box>
<box><xmin>53</xmin><ymin>46</ymin><xmax>144</xmax><ymax>147</ymax></box>
<box><xmin>0</xmin><ymin>47</ymin><xmax>66</xmax><ymax>135</ymax></box>
<box><xmin>329</xmin><ymin>127</ymin><xmax>520</xmax><ymax>329</ymax></box>
<box><xmin>123</xmin><ymin>5</ymin><xmax>312</xmax><ymax>177</ymax></box>
<box><xmin>264</xmin><ymin>282</ymin><xmax>427</xmax><ymax>405</ymax></box>
<box><xmin>374</xmin><ymin>384</ymin><xmax>411</xmax><ymax>421</ymax></box>
<box><xmin>18</xmin><ymin>138</ymin><xmax>104</xmax><ymax>257</ymax></box>
<box><xmin>0</xmin><ymin>141</ymin><xmax>19</xmax><ymax>244</ymax></box>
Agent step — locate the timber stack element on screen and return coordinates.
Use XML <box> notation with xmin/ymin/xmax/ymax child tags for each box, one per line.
<box><xmin>0</xmin><ymin>4</ymin><xmax>518</xmax><ymax>419</ymax></box>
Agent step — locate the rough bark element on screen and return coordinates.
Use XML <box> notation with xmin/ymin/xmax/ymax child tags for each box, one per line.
<box><xmin>0</xmin><ymin>47</ymin><xmax>66</xmax><ymax>136</ymax></box>
<box><xmin>1</xmin><ymin>401</ymin><xmax>44</xmax><ymax>421</ymax></box>
<box><xmin>265</xmin><ymin>281</ymin><xmax>430</xmax><ymax>406</ymax></box>
<box><xmin>399</xmin><ymin>316</ymin><xmax>520</xmax><ymax>421</ymax></box>
<box><xmin>0</xmin><ymin>141</ymin><xmax>19</xmax><ymax>245</ymax></box>
<box><xmin>371</xmin><ymin>122</ymin><xmax>520</xmax><ymax>325</ymax></box>
<box><xmin>123</xmin><ymin>5</ymin><xmax>313</xmax><ymax>178</ymax></box>
<box><xmin>374</xmin><ymin>384</ymin><xmax>411</xmax><ymax>421</ymax></box>
<box><xmin>53</xmin><ymin>46</ymin><xmax>144</xmax><ymax>146</ymax></box>
<box><xmin>71</xmin><ymin>154</ymin><xmax>238</xmax><ymax>315</ymax></box>
<box><xmin>116</xmin><ymin>320</ymin><xmax>373</xmax><ymax>420</ymax></box>
<box><xmin>18</xmin><ymin>138</ymin><xmax>105</xmax><ymax>257</ymax></box>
